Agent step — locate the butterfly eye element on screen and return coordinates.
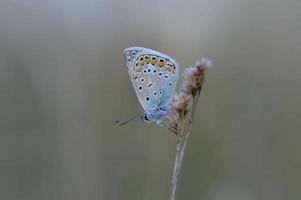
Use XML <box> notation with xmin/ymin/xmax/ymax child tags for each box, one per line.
<box><xmin>158</xmin><ymin>72</ymin><xmax>163</xmax><ymax>76</ymax></box>
<box><xmin>158</xmin><ymin>58</ymin><xmax>166</xmax><ymax>67</ymax></box>
<box><xmin>153</xmin><ymin>69</ymin><xmax>157</xmax><ymax>73</ymax></box>
<box><xmin>153</xmin><ymin>92</ymin><xmax>157</xmax><ymax>96</ymax></box>
<box><xmin>150</xmin><ymin>56</ymin><xmax>157</xmax><ymax>65</ymax></box>
<box><xmin>168</xmin><ymin>82</ymin><xmax>172</xmax><ymax>86</ymax></box>
<box><xmin>144</xmin><ymin>55</ymin><xmax>150</xmax><ymax>64</ymax></box>
<box><xmin>138</xmin><ymin>86</ymin><xmax>143</xmax><ymax>90</ymax></box>
<box><xmin>144</xmin><ymin>114</ymin><xmax>149</xmax><ymax>121</ymax></box>
<box><xmin>164</xmin><ymin>75</ymin><xmax>169</xmax><ymax>79</ymax></box>
<box><xmin>140</xmin><ymin>78</ymin><xmax>144</xmax><ymax>82</ymax></box>
<box><xmin>146</xmin><ymin>97</ymin><xmax>150</xmax><ymax>101</ymax></box>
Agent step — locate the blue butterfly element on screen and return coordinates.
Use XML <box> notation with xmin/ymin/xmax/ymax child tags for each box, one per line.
<box><xmin>122</xmin><ymin>47</ymin><xmax>179</xmax><ymax>126</ymax></box>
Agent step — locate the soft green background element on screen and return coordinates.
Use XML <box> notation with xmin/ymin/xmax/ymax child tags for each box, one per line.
<box><xmin>0</xmin><ymin>0</ymin><xmax>300</xmax><ymax>200</ymax></box>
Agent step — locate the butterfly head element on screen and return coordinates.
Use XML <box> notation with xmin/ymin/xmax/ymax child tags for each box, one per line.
<box><xmin>140</xmin><ymin>112</ymin><xmax>152</xmax><ymax>124</ymax></box>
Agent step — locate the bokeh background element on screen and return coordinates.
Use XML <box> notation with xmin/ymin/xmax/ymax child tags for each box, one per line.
<box><xmin>1</xmin><ymin>0</ymin><xmax>300</xmax><ymax>200</ymax></box>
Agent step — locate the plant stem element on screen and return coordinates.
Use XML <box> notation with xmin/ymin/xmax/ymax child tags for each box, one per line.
<box><xmin>169</xmin><ymin>90</ymin><xmax>201</xmax><ymax>200</ymax></box>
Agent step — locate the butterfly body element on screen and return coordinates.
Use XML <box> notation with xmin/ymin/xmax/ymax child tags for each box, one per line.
<box><xmin>123</xmin><ymin>47</ymin><xmax>179</xmax><ymax>126</ymax></box>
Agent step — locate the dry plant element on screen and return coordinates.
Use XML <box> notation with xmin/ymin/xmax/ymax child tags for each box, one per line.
<box><xmin>165</xmin><ymin>57</ymin><xmax>212</xmax><ymax>200</ymax></box>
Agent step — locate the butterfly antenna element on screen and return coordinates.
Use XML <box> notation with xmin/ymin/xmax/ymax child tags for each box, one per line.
<box><xmin>114</xmin><ymin>114</ymin><xmax>140</xmax><ymax>126</ymax></box>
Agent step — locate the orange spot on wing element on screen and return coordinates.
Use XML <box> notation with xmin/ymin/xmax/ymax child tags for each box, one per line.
<box><xmin>135</xmin><ymin>65</ymin><xmax>142</xmax><ymax>72</ymax></box>
<box><xmin>158</xmin><ymin>58</ymin><xmax>166</xmax><ymax>67</ymax></box>
<box><xmin>151</xmin><ymin>56</ymin><xmax>157</xmax><ymax>65</ymax></box>
<box><xmin>144</xmin><ymin>55</ymin><xmax>150</xmax><ymax>64</ymax></box>
<box><xmin>166</xmin><ymin>66</ymin><xmax>173</xmax><ymax>72</ymax></box>
<box><xmin>132</xmin><ymin>73</ymin><xmax>138</xmax><ymax>79</ymax></box>
<box><xmin>138</xmin><ymin>56</ymin><xmax>144</xmax><ymax>65</ymax></box>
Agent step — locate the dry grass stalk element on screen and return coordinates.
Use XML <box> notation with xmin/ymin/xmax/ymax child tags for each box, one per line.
<box><xmin>166</xmin><ymin>57</ymin><xmax>212</xmax><ymax>200</ymax></box>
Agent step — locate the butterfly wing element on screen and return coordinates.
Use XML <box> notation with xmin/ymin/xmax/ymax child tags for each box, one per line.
<box><xmin>123</xmin><ymin>47</ymin><xmax>179</xmax><ymax>118</ymax></box>
<box><xmin>123</xmin><ymin>47</ymin><xmax>144</xmax><ymax>69</ymax></box>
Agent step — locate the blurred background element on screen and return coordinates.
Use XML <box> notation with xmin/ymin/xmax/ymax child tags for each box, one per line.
<box><xmin>0</xmin><ymin>0</ymin><xmax>300</xmax><ymax>200</ymax></box>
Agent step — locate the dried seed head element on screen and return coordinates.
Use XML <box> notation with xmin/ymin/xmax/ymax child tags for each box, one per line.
<box><xmin>167</xmin><ymin>111</ymin><xmax>181</xmax><ymax>134</ymax></box>
<box><xmin>195</xmin><ymin>57</ymin><xmax>212</xmax><ymax>71</ymax></box>
<box><xmin>182</xmin><ymin>57</ymin><xmax>212</xmax><ymax>96</ymax></box>
<box><xmin>165</xmin><ymin>57</ymin><xmax>212</xmax><ymax>134</ymax></box>
<box><xmin>172</xmin><ymin>92</ymin><xmax>192</xmax><ymax>116</ymax></box>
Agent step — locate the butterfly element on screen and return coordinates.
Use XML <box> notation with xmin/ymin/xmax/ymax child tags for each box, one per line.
<box><xmin>121</xmin><ymin>47</ymin><xmax>179</xmax><ymax>126</ymax></box>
